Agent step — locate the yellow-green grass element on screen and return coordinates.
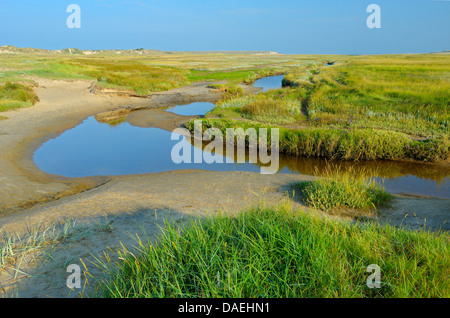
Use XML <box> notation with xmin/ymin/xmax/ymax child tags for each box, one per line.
<box><xmin>92</xmin><ymin>206</ymin><xmax>449</xmax><ymax>298</ymax></box>
<box><xmin>208</xmin><ymin>87</ymin><xmax>309</xmax><ymax>125</ymax></box>
<box><xmin>281</xmin><ymin>60</ymin><xmax>324</xmax><ymax>87</ymax></box>
<box><xmin>200</xmin><ymin>54</ymin><xmax>449</xmax><ymax>162</ymax></box>
<box><xmin>0</xmin><ymin>82</ymin><xmax>39</xmax><ymax>112</ymax></box>
<box><xmin>241</xmin><ymin>97</ymin><xmax>304</xmax><ymax>125</ymax></box>
<box><xmin>0</xmin><ymin>52</ymin><xmax>322</xmax><ymax>95</ymax></box>
<box><xmin>206</xmin><ymin>83</ymin><xmax>244</xmax><ymax>99</ymax></box>
<box><xmin>210</xmin><ymin>54</ymin><xmax>449</xmax><ymax>138</ymax></box>
<box><xmin>307</xmin><ymin>55</ymin><xmax>450</xmax><ymax>138</ymax></box>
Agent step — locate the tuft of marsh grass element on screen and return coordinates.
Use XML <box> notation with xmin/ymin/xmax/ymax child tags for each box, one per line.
<box><xmin>307</xmin><ymin>56</ymin><xmax>450</xmax><ymax>138</ymax></box>
<box><xmin>241</xmin><ymin>97</ymin><xmax>303</xmax><ymax>125</ymax></box>
<box><xmin>186</xmin><ymin>118</ymin><xmax>449</xmax><ymax>162</ymax></box>
<box><xmin>296</xmin><ymin>167</ymin><xmax>392</xmax><ymax>212</ymax></box>
<box><xmin>282</xmin><ymin>62</ymin><xmax>322</xmax><ymax>87</ymax></box>
<box><xmin>91</xmin><ymin>206</ymin><xmax>449</xmax><ymax>298</ymax></box>
<box><xmin>208</xmin><ymin>87</ymin><xmax>308</xmax><ymax>125</ymax></box>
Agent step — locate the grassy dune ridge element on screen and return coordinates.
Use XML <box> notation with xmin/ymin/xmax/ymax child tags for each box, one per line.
<box><xmin>186</xmin><ymin>118</ymin><xmax>449</xmax><ymax>162</ymax></box>
<box><xmin>296</xmin><ymin>167</ymin><xmax>392</xmax><ymax>212</ymax></box>
<box><xmin>306</xmin><ymin>56</ymin><xmax>449</xmax><ymax>138</ymax></box>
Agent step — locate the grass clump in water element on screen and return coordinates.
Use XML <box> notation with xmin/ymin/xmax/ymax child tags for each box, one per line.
<box><xmin>296</xmin><ymin>168</ymin><xmax>392</xmax><ymax>211</ymax></box>
<box><xmin>93</xmin><ymin>206</ymin><xmax>449</xmax><ymax>298</ymax></box>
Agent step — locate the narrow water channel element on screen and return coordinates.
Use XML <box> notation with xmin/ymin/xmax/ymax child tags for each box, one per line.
<box><xmin>33</xmin><ymin>76</ymin><xmax>450</xmax><ymax>199</ymax></box>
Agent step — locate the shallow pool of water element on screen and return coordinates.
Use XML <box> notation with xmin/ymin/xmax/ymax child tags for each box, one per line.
<box><xmin>33</xmin><ymin>115</ymin><xmax>450</xmax><ymax>199</ymax></box>
<box><xmin>252</xmin><ymin>75</ymin><xmax>284</xmax><ymax>92</ymax></box>
<box><xmin>33</xmin><ymin>116</ymin><xmax>263</xmax><ymax>178</ymax></box>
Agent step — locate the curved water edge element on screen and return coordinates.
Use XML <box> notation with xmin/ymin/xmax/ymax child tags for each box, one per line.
<box><xmin>252</xmin><ymin>75</ymin><xmax>286</xmax><ymax>93</ymax></box>
<box><xmin>33</xmin><ymin>76</ymin><xmax>450</xmax><ymax>199</ymax></box>
<box><xmin>166</xmin><ymin>102</ymin><xmax>215</xmax><ymax>116</ymax></box>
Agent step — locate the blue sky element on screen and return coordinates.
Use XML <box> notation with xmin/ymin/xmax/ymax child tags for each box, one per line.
<box><xmin>0</xmin><ymin>0</ymin><xmax>449</xmax><ymax>54</ymax></box>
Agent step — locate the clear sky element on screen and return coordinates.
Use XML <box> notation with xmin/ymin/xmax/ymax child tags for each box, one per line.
<box><xmin>0</xmin><ymin>0</ymin><xmax>449</xmax><ymax>54</ymax></box>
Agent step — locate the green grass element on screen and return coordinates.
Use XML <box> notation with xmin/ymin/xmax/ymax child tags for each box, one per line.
<box><xmin>279</xmin><ymin>127</ymin><xmax>449</xmax><ymax>162</ymax></box>
<box><xmin>23</xmin><ymin>61</ymin><xmax>93</xmax><ymax>80</ymax></box>
<box><xmin>188</xmin><ymin>69</ymin><xmax>261</xmax><ymax>83</ymax></box>
<box><xmin>208</xmin><ymin>87</ymin><xmax>309</xmax><ymax>125</ymax></box>
<box><xmin>92</xmin><ymin>206</ymin><xmax>449</xmax><ymax>298</ymax></box>
<box><xmin>0</xmin><ymin>219</ymin><xmax>113</xmax><ymax>274</ymax></box>
<box><xmin>0</xmin><ymin>51</ymin><xmax>317</xmax><ymax>95</ymax></box>
<box><xmin>0</xmin><ymin>82</ymin><xmax>39</xmax><ymax>112</ymax></box>
<box><xmin>200</xmin><ymin>54</ymin><xmax>449</xmax><ymax>162</ymax></box>
<box><xmin>296</xmin><ymin>167</ymin><xmax>392</xmax><ymax>212</ymax></box>
<box><xmin>240</xmin><ymin>96</ymin><xmax>304</xmax><ymax>125</ymax></box>
<box><xmin>9</xmin><ymin>58</ymin><xmax>191</xmax><ymax>95</ymax></box>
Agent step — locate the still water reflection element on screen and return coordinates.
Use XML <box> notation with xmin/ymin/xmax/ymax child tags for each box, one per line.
<box><xmin>33</xmin><ymin>114</ymin><xmax>450</xmax><ymax>199</ymax></box>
